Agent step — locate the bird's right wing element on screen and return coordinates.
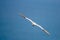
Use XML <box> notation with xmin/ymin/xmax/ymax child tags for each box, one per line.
<box><xmin>42</xmin><ymin>29</ymin><xmax>50</xmax><ymax>35</ymax></box>
<box><xmin>36</xmin><ymin>24</ymin><xmax>50</xmax><ymax>35</ymax></box>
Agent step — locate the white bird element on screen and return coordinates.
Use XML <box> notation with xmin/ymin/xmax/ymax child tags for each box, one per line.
<box><xmin>20</xmin><ymin>14</ymin><xmax>50</xmax><ymax>35</ymax></box>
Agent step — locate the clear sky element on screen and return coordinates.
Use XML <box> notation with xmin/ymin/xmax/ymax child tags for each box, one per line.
<box><xmin>0</xmin><ymin>0</ymin><xmax>60</xmax><ymax>40</ymax></box>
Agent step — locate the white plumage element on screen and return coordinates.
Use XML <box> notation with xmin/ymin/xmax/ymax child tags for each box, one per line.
<box><xmin>20</xmin><ymin>14</ymin><xmax>50</xmax><ymax>35</ymax></box>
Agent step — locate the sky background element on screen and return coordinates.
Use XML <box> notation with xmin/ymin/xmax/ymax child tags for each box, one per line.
<box><xmin>0</xmin><ymin>0</ymin><xmax>60</xmax><ymax>40</ymax></box>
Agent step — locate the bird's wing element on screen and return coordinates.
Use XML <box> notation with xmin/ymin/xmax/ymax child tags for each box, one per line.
<box><xmin>20</xmin><ymin>14</ymin><xmax>35</xmax><ymax>24</ymax></box>
<box><xmin>42</xmin><ymin>29</ymin><xmax>50</xmax><ymax>35</ymax></box>
<box><xmin>36</xmin><ymin>24</ymin><xmax>50</xmax><ymax>35</ymax></box>
<box><xmin>20</xmin><ymin>14</ymin><xmax>27</xmax><ymax>19</ymax></box>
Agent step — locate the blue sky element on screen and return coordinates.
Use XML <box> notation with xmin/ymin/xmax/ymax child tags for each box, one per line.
<box><xmin>0</xmin><ymin>0</ymin><xmax>60</xmax><ymax>40</ymax></box>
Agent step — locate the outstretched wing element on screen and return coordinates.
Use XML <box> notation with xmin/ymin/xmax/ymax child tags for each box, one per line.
<box><xmin>42</xmin><ymin>29</ymin><xmax>50</xmax><ymax>35</ymax></box>
<box><xmin>36</xmin><ymin>24</ymin><xmax>50</xmax><ymax>35</ymax></box>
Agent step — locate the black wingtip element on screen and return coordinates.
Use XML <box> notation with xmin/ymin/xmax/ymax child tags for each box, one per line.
<box><xmin>19</xmin><ymin>13</ymin><xmax>26</xmax><ymax>19</ymax></box>
<box><xmin>42</xmin><ymin>29</ymin><xmax>50</xmax><ymax>36</ymax></box>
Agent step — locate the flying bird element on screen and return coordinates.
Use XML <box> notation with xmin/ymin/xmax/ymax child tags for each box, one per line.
<box><xmin>20</xmin><ymin>14</ymin><xmax>50</xmax><ymax>35</ymax></box>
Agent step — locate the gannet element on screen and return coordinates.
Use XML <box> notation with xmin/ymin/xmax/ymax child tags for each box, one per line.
<box><xmin>20</xmin><ymin>14</ymin><xmax>50</xmax><ymax>35</ymax></box>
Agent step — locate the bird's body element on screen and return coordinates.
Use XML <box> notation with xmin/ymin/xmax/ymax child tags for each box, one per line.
<box><xmin>25</xmin><ymin>17</ymin><xmax>37</xmax><ymax>25</ymax></box>
<box><xmin>20</xmin><ymin>14</ymin><xmax>50</xmax><ymax>35</ymax></box>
